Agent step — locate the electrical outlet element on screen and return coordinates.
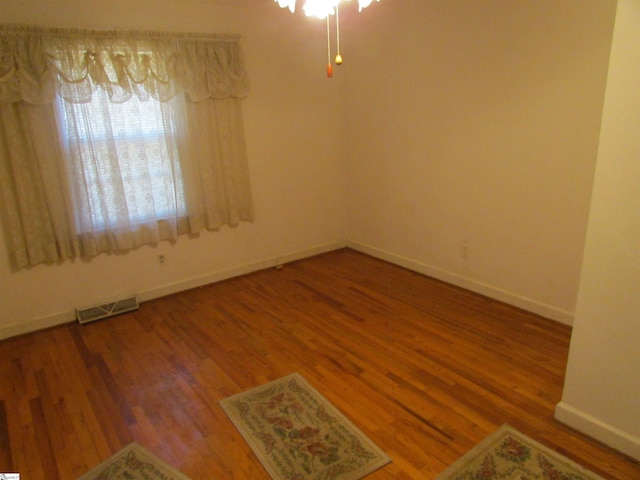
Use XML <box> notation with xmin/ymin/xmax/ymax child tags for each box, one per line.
<box><xmin>158</xmin><ymin>254</ymin><xmax>166</xmax><ymax>265</ymax></box>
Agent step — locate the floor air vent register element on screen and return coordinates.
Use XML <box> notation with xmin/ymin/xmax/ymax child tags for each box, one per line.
<box><xmin>76</xmin><ymin>295</ymin><xmax>139</xmax><ymax>324</ymax></box>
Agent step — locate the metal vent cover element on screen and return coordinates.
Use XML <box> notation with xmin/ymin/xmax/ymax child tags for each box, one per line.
<box><xmin>76</xmin><ymin>295</ymin><xmax>139</xmax><ymax>324</ymax></box>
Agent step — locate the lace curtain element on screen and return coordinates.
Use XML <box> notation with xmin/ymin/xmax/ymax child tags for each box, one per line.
<box><xmin>0</xmin><ymin>25</ymin><xmax>254</xmax><ymax>270</ymax></box>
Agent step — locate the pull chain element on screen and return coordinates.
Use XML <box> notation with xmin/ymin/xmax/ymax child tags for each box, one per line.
<box><xmin>335</xmin><ymin>3</ymin><xmax>343</xmax><ymax>65</ymax></box>
<box><xmin>326</xmin><ymin>15</ymin><xmax>333</xmax><ymax>77</ymax></box>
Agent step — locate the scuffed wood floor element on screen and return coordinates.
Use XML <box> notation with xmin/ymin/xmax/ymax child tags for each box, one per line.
<box><xmin>1</xmin><ymin>249</ymin><xmax>639</xmax><ymax>479</ymax></box>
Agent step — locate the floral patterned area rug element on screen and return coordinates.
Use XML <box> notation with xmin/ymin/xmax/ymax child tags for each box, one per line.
<box><xmin>436</xmin><ymin>424</ymin><xmax>605</xmax><ymax>480</ymax></box>
<box><xmin>77</xmin><ymin>443</ymin><xmax>191</xmax><ymax>480</ymax></box>
<box><xmin>219</xmin><ymin>373</ymin><xmax>391</xmax><ymax>480</ymax></box>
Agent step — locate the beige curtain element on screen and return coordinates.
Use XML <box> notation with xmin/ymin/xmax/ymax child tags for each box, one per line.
<box><xmin>0</xmin><ymin>101</ymin><xmax>80</xmax><ymax>267</ymax></box>
<box><xmin>0</xmin><ymin>25</ymin><xmax>254</xmax><ymax>270</ymax></box>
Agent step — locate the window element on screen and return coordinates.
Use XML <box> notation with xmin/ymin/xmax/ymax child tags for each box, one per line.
<box><xmin>0</xmin><ymin>26</ymin><xmax>254</xmax><ymax>270</ymax></box>
<box><xmin>56</xmin><ymin>89</ymin><xmax>187</xmax><ymax>232</ymax></box>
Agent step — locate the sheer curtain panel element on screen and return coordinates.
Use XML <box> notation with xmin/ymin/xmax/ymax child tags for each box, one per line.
<box><xmin>0</xmin><ymin>25</ymin><xmax>253</xmax><ymax>270</ymax></box>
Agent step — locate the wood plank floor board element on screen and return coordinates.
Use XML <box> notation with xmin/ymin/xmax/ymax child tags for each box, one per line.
<box><xmin>0</xmin><ymin>400</ymin><xmax>11</xmax><ymax>472</ymax></box>
<box><xmin>1</xmin><ymin>248</ymin><xmax>639</xmax><ymax>479</ymax></box>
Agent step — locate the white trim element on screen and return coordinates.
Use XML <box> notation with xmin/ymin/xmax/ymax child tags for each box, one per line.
<box><xmin>0</xmin><ymin>240</ymin><xmax>347</xmax><ymax>341</ymax></box>
<box><xmin>347</xmin><ymin>241</ymin><xmax>574</xmax><ymax>326</ymax></box>
<box><xmin>137</xmin><ymin>240</ymin><xmax>347</xmax><ymax>303</ymax></box>
<box><xmin>555</xmin><ymin>401</ymin><xmax>640</xmax><ymax>461</ymax></box>
<box><xmin>0</xmin><ymin>310</ymin><xmax>71</xmax><ymax>341</ymax></box>
<box><xmin>0</xmin><ymin>240</ymin><xmax>574</xmax><ymax>339</ymax></box>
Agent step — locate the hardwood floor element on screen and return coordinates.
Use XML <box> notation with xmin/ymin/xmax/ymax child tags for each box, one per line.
<box><xmin>1</xmin><ymin>248</ymin><xmax>639</xmax><ymax>479</ymax></box>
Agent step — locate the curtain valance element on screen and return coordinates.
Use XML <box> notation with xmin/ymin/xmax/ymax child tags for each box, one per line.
<box><xmin>0</xmin><ymin>25</ymin><xmax>250</xmax><ymax>104</ymax></box>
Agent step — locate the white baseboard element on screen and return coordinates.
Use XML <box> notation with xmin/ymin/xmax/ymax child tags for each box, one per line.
<box><xmin>347</xmin><ymin>241</ymin><xmax>574</xmax><ymax>325</ymax></box>
<box><xmin>0</xmin><ymin>240</ymin><xmax>347</xmax><ymax>341</ymax></box>
<box><xmin>137</xmin><ymin>240</ymin><xmax>347</xmax><ymax>303</ymax></box>
<box><xmin>1</xmin><ymin>240</ymin><xmax>573</xmax><ymax>339</ymax></box>
<box><xmin>555</xmin><ymin>401</ymin><xmax>640</xmax><ymax>461</ymax></box>
<box><xmin>0</xmin><ymin>311</ymin><xmax>72</xmax><ymax>342</ymax></box>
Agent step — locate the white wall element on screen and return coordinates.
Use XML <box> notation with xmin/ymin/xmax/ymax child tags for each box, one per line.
<box><xmin>343</xmin><ymin>0</ymin><xmax>616</xmax><ymax>324</ymax></box>
<box><xmin>0</xmin><ymin>0</ymin><xmax>349</xmax><ymax>339</ymax></box>
<box><xmin>556</xmin><ymin>0</ymin><xmax>640</xmax><ymax>461</ymax></box>
<box><xmin>0</xmin><ymin>1</ymin><xmax>619</xmax><ymax>338</ymax></box>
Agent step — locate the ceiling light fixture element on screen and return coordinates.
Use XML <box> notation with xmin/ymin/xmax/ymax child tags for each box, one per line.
<box><xmin>274</xmin><ymin>0</ymin><xmax>380</xmax><ymax>78</ymax></box>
